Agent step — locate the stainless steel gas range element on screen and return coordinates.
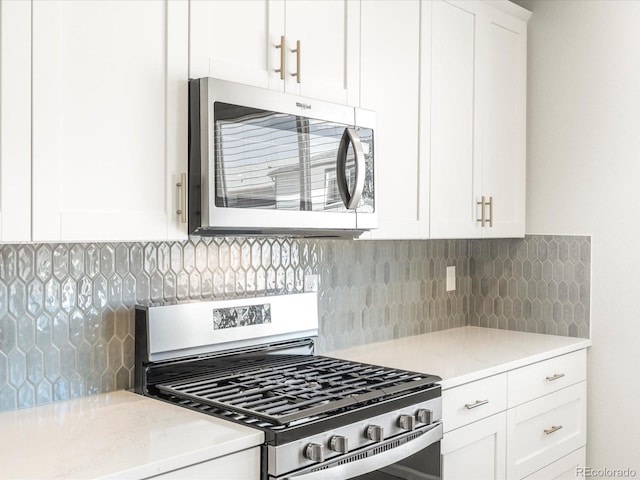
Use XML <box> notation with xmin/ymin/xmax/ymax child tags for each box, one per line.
<box><xmin>134</xmin><ymin>293</ymin><xmax>442</xmax><ymax>480</ymax></box>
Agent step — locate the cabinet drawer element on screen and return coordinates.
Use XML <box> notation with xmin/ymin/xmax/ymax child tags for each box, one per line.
<box><xmin>524</xmin><ymin>447</ymin><xmax>586</xmax><ymax>480</ymax></box>
<box><xmin>506</xmin><ymin>382</ymin><xmax>586</xmax><ymax>480</ymax></box>
<box><xmin>443</xmin><ymin>373</ymin><xmax>507</xmax><ymax>433</ymax></box>
<box><xmin>508</xmin><ymin>350</ymin><xmax>586</xmax><ymax>407</ymax></box>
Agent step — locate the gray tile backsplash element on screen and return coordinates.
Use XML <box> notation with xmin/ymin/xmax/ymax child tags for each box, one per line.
<box><xmin>469</xmin><ymin>236</ymin><xmax>591</xmax><ymax>338</ymax></box>
<box><xmin>316</xmin><ymin>240</ymin><xmax>470</xmax><ymax>353</ymax></box>
<box><xmin>0</xmin><ymin>234</ymin><xmax>589</xmax><ymax>412</ymax></box>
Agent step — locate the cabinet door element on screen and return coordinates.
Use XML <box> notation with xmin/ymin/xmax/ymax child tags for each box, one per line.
<box><xmin>32</xmin><ymin>0</ymin><xmax>188</xmax><ymax>242</ymax></box>
<box><xmin>360</xmin><ymin>0</ymin><xmax>426</xmax><ymax>239</ymax></box>
<box><xmin>0</xmin><ymin>0</ymin><xmax>31</xmax><ymax>242</ymax></box>
<box><xmin>442</xmin><ymin>412</ymin><xmax>507</xmax><ymax>480</ymax></box>
<box><xmin>284</xmin><ymin>0</ymin><xmax>360</xmax><ymax>105</ymax></box>
<box><xmin>190</xmin><ymin>1</ymin><xmax>358</xmax><ymax>104</ymax></box>
<box><xmin>476</xmin><ymin>4</ymin><xmax>527</xmax><ymax>238</ymax></box>
<box><xmin>430</xmin><ymin>1</ymin><xmax>528</xmax><ymax>239</ymax></box>
<box><xmin>189</xmin><ymin>0</ymin><xmax>285</xmax><ymax>91</ymax></box>
<box><xmin>429</xmin><ymin>0</ymin><xmax>478</xmax><ymax>239</ymax></box>
<box><xmin>506</xmin><ymin>382</ymin><xmax>587</xmax><ymax>480</ymax></box>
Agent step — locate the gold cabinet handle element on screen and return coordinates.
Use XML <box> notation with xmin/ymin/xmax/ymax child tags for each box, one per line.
<box><xmin>546</xmin><ymin>373</ymin><xmax>566</xmax><ymax>382</ymax></box>
<box><xmin>176</xmin><ymin>173</ymin><xmax>187</xmax><ymax>224</ymax></box>
<box><xmin>544</xmin><ymin>425</ymin><xmax>563</xmax><ymax>435</ymax></box>
<box><xmin>476</xmin><ymin>196</ymin><xmax>487</xmax><ymax>227</ymax></box>
<box><xmin>275</xmin><ymin>35</ymin><xmax>285</xmax><ymax>80</ymax></box>
<box><xmin>476</xmin><ymin>196</ymin><xmax>493</xmax><ymax>227</ymax></box>
<box><xmin>487</xmin><ymin>196</ymin><xmax>494</xmax><ymax>227</ymax></box>
<box><xmin>291</xmin><ymin>39</ymin><xmax>301</xmax><ymax>83</ymax></box>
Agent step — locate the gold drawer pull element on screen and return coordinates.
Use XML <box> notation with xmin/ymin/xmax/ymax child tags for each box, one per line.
<box><xmin>464</xmin><ymin>399</ymin><xmax>489</xmax><ymax>410</ymax></box>
<box><xmin>546</xmin><ymin>373</ymin><xmax>565</xmax><ymax>382</ymax></box>
<box><xmin>544</xmin><ymin>425</ymin><xmax>563</xmax><ymax>435</ymax></box>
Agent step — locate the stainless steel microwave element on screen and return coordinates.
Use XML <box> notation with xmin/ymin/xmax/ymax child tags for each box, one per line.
<box><xmin>188</xmin><ymin>78</ymin><xmax>376</xmax><ymax>236</ymax></box>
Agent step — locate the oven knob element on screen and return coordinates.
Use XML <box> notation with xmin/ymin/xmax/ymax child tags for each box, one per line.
<box><xmin>304</xmin><ymin>443</ymin><xmax>325</xmax><ymax>463</ymax></box>
<box><xmin>416</xmin><ymin>408</ymin><xmax>433</xmax><ymax>425</ymax></box>
<box><xmin>329</xmin><ymin>435</ymin><xmax>349</xmax><ymax>453</ymax></box>
<box><xmin>398</xmin><ymin>414</ymin><xmax>416</xmax><ymax>431</ymax></box>
<box><xmin>366</xmin><ymin>425</ymin><xmax>384</xmax><ymax>442</ymax></box>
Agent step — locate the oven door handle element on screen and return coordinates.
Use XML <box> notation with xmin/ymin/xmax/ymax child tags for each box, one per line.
<box><xmin>284</xmin><ymin>423</ymin><xmax>442</xmax><ymax>480</ymax></box>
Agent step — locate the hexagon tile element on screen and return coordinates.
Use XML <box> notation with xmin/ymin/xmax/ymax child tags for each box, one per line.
<box><xmin>315</xmin><ymin>239</ymin><xmax>470</xmax><ymax>353</ymax></box>
<box><xmin>0</xmin><ymin>238</ymin><xmax>317</xmax><ymax>412</ymax></box>
<box><xmin>0</xmin><ymin>234</ymin><xmax>589</xmax><ymax>412</ymax></box>
<box><xmin>469</xmin><ymin>235</ymin><xmax>590</xmax><ymax>338</ymax></box>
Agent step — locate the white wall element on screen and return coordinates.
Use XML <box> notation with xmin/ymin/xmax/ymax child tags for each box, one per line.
<box><xmin>520</xmin><ymin>0</ymin><xmax>640</xmax><ymax>471</ymax></box>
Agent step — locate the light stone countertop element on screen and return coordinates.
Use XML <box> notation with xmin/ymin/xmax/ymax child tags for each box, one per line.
<box><xmin>0</xmin><ymin>390</ymin><xmax>263</xmax><ymax>480</ymax></box>
<box><xmin>326</xmin><ymin>326</ymin><xmax>591</xmax><ymax>389</ymax></box>
<box><xmin>0</xmin><ymin>327</ymin><xmax>591</xmax><ymax>479</ymax></box>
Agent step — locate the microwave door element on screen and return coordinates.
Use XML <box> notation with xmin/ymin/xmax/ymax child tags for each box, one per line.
<box><xmin>216</xmin><ymin>108</ymin><xmax>353</xmax><ymax>214</ymax></box>
<box><xmin>208</xmin><ymin>102</ymin><xmax>357</xmax><ymax>233</ymax></box>
<box><xmin>216</xmin><ymin>106</ymin><xmax>295</xmax><ymax>210</ymax></box>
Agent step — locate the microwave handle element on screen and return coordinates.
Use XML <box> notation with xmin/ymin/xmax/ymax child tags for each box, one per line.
<box><xmin>336</xmin><ymin>128</ymin><xmax>365</xmax><ymax>210</ymax></box>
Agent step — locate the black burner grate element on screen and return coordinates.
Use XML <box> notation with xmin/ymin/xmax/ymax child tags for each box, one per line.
<box><xmin>156</xmin><ymin>356</ymin><xmax>439</xmax><ymax>425</ymax></box>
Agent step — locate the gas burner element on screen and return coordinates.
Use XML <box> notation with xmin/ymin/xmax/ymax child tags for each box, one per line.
<box><xmin>155</xmin><ymin>355</ymin><xmax>439</xmax><ymax>426</ymax></box>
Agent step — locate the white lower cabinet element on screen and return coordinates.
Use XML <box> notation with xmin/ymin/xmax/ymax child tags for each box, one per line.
<box><xmin>441</xmin><ymin>350</ymin><xmax>587</xmax><ymax>480</ymax></box>
<box><xmin>523</xmin><ymin>447</ymin><xmax>586</xmax><ymax>480</ymax></box>
<box><xmin>442</xmin><ymin>373</ymin><xmax>507</xmax><ymax>433</ymax></box>
<box><xmin>442</xmin><ymin>412</ymin><xmax>506</xmax><ymax>480</ymax></box>
<box><xmin>507</xmin><ymin>350</ymin><xmax>586</xmax><ymax>407</ymax></box>
<box><xmin>146</xmin><ymin>447</ymin><xmax>260</xmax><ymax>479</ymax></box>
<box><xmin>506</xmin><ymin>383</ymin><xmax>587</xmax><ymax>480</ymax></box>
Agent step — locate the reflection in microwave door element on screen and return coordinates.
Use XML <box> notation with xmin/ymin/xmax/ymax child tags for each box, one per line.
<box><xmin>324</xmin><ymin>167</ymin><xmax>355</xmax><ymax>208</ymax></box>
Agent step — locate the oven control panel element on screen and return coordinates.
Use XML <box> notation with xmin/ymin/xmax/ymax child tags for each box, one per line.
<box><xmin>267</xmin><ymin>396</ymin><xmax>442</xmax><ymax>477</ymax></box>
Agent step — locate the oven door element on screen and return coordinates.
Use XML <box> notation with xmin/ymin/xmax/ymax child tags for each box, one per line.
<box><xmin>279</xmin><ymin>423</ymin><xmax>442</xmax><ymax>480</ymax></box>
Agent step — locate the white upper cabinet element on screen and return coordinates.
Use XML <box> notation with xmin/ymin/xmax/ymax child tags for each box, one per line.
<box><xmin>17</xmin><ymin>0</ymin><xmax>527</xmax><ymax>242</ymax></box>
<box><xmin>189</xmin><ymin>0</ymin><xmax>360</xmax><ymax>105</ymax></box>
<box><xmin>429</xmin><ymin>0</ymin><xmax>529</xmax><ymax>239</ymax></box>
<box><xmin>283</xmin><ymin>1</ymin><xmax>360</xmax><ymax>105</ymax></box>
<box><xmin>476</xmin><ymin>4</ymin><xmax>528</xmax><ymax>238</ymax></box>
<box><xmin>31</xmin><ymin>0</ymin><xmax>189</xmax><ymax>242</ymax></box>
<box><xmin>361</xmin><ymin>0</ymin><xmax>428</xmax><ymax>239</ymax></box>
<box><xmin>189</xmin><ymin>0</ymin><xmax>284</xmax><ymax>91</ymax></box>
<box><xmin>0</xmin><ymin>0</ymin><xmax>31</xmax><ymax>242</ymax></box>
<box><xmin>429</xmin><ymin>0</ymin><xmax>476</xmax><ymax>239</ymax></box>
